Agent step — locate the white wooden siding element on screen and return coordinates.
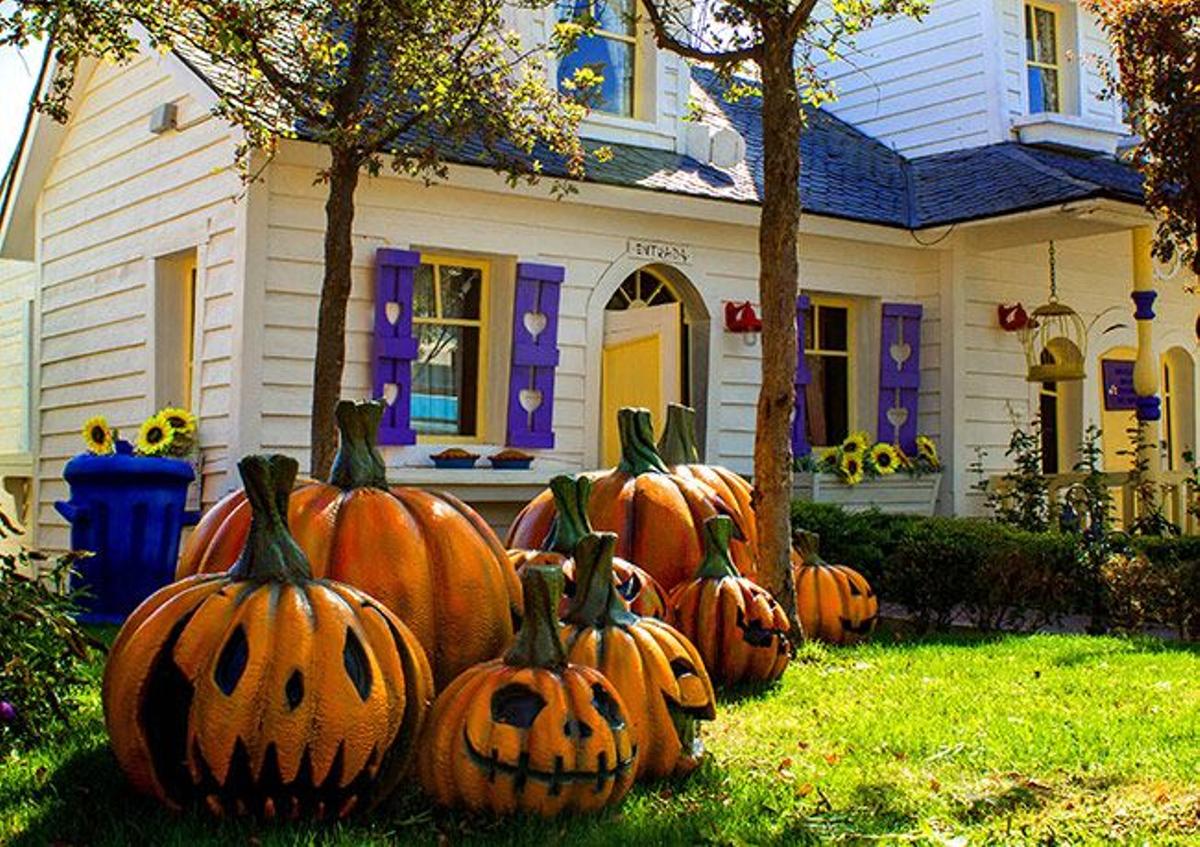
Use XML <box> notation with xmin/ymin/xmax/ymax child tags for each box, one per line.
<box><xmin>32</xmin><ymin>54</ymin><xmax>243</xmax><ymax>549</ymax></box>
<box><xmin>0</xmin><ymin>261</ymin><xmax>36</xmax><ymax>456</ymax></box>
<box><xmin>814</xmin><ymin>0</ymin><xmax>995</xmax><ymax>156</ymax></box>
<box><xmin>256</xmin><ymin>152</ymin><xmax>943</xmax><ymax>492</ymax></box>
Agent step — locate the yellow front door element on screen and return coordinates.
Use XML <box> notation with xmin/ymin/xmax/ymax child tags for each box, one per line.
<box><xmin>600</xmin><ymin>302</ymin><xmax>682</xmax><ymax>466</ymax></box>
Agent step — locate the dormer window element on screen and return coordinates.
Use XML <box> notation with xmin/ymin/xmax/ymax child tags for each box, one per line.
<box><xmin>1024</xmin><ymin>2</ymin><xmax>1062</xmax><ymax>113</ymax></box>
<box><xmin>557</xmin><ymin>0</ymin><xmax>637</xmax><ymax>117</ymax></box>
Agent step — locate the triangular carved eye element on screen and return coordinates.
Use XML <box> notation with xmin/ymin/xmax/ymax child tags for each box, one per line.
<box><xmin>591</xmin><ymin>684</ymin><xmax>625</xmax><ymax>730</ymax></box>
<box><xmin>214</xmin><ymin>625</ymin><xmax>249</xmax><ymax>696</ymax></box>
<box><xmin>491</xmin><ymin>683</ymin><xmax>546</xmax><ymax>728</ymax></box>
<box><xmin>617</xmin><ymin>572</ymin><xmax>643</xmax><ymax>601</ymax></box>
<box><xmin>670</xmin><ymin>657</ymin><xmax>697</xmax><ymax>678</ymax></box>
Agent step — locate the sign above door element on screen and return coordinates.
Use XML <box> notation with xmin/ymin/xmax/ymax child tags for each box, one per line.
<box><xmin>627</xmin><ymin>239</ymin><xmax>692</xmax><ymax>266</ymax></box>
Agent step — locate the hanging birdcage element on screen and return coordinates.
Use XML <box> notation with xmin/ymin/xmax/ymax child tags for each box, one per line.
<box><xmin>1020</xmin><ymin>241</ymin><xmax>1088</xmax><ymax>382</ymax></box>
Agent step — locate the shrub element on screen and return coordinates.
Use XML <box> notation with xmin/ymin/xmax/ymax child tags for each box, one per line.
<box><xmin>790</xmin><ymin>501</ymin><xmax>916</xmax><ymax>587</ymax></box>
<box><xmin>1122</xmin><ymin>536</ymin><xmax>1200</xmax><ymax>637</ymax></box>
<box><xmin>0</xmin><ymin>512</ymin><xmax>99</xmax><ymax>755</ymax></box>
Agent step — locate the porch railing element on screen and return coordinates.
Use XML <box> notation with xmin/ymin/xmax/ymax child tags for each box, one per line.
<box><xmin>988</xmin><ymin>470</ymin><xmax>1198</xmax><ymax>536</ymax></box>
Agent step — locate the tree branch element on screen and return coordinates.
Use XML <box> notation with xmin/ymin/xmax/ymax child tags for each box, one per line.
<box><xmin>640</xmin><ymin>0</ymin><xmax>761</xmax><ymax>64</ymax></box>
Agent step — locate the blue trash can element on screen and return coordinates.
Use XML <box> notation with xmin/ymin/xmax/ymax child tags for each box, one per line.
<box><xmin>54</xmin><ymin>443</ymin><xmax>201</xmax><ymax>624</ymax></box>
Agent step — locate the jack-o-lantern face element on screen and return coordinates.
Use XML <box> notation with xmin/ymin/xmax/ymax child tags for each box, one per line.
<box><xmin>508</xmin><ymin>475</ymin><xmax>670</xmax><ymax>621</ymax></box>
<box><xmin>792</xmin><ymin>530</ymin><xmax>878</xmax><ymax>645</ymax></box>
<box><xmin>419</xmin><ymin>566</ymin><xmax>637</xmax><ymax>816</ymax></box>
<box><xmin>104</xmin><ymin>455</ymin><xmax>433</xmax><ymax>819</ymax></box>
<box><xmin>669</xmin><ymin>517</ymin><xmax>791</xmax><ymax>687</ymax></box>
<box><xmin>561</xmin><ymin>533</ymin><xmax>716</xmax><ymax>779</ymax></box>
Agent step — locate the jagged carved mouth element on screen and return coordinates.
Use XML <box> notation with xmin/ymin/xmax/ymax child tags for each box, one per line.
<box><xmin>463</xmin><ymin>729</ymin><xmax>635</xmax><ymax>794</ymax></box>
<box><xmin>737</xmin><ymin>607</ymin><xmax>788</xmax><ymax>649</ymax></box>
<box><xmin>839</xmin><ymin>615</ymin><xmax>878</xmax><ymax>635</ymax></box>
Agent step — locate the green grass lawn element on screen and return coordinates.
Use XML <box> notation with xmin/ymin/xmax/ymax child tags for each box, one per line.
<box><xmin>4</xmin><ymin>630</ymin><xmax>1200</xmax><ymax>845</ymax></box>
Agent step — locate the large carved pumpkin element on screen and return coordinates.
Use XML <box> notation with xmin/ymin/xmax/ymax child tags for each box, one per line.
<box><xmin>508</xmin><ymin>407</ymin><xmax>754</xmax><ymax>592</ymax></box>
<box><xmin>669</xmin><ymin>516</ymin><xmax>790</xmax><ymax>687</ymax></box>
<box><xmin>178</xmin><ymin>400</ymin><xmax>520</xmax><ymax>689</ymax></box>
<box><xmin>419</xmin><ymin>565</ymin><xmax>637</xmax><ymax>816</ymax></box>
<box><xmin>792</xmin><ymin>530</ymin><xmax>878</xmax><ymax>645</ymax></box>
<box><xmin>657</xmin><ymin>403</ymin><xmax>759</xmax><ymax>582</ymax></box>
<box><xmin>104</xmin><ymin>455</ymin><xmax>433</xmax><ymax>818</ymax></box>
<box><xmin>560</xmin><ymin>532</ymin><xmax>716</xmax><ymax>779</ymax></box>
<box><xmin>508</xmin><ymin>474</ymin><xmax>669</xmax><ymax>620</ymax></box>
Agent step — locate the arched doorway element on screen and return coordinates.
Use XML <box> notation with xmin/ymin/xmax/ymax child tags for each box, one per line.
<box><xmin>1162</xmin><ymin>346</ymin><xmax>1196</xmax><ymax>471</ymax></box>
<box><xmin>1039</xmin><ymin>338</ymin><xmax>1083</xmax><ymax>474</ymax></box>
<box><xmin>600</xmin><ymin>265</ymin><xmax>706</xmax><ymax>465</ymax></box>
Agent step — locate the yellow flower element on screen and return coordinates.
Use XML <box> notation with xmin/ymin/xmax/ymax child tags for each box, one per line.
<box><xmin>871</xmin><ymin>443</ymin><xmax>900</xmax><ymax>475</ymax></box>
<box><xmin>136</xmin><ymin>414</ymin><xmax>175</xmax><ymax>457</ymax></box>
<box><xmin>842</xmin><ymin>431</ymin><xmax>871</xmax><ymax>456</ymax></box>
<box><xmin>159</xmin><ymin>407</ymin><xmax>197</xmax><ymax>437</ymax></box>
<box><xmin>82</xmin><ymin>416</ymin><xmax>115</xmax><ymax>455</ymax></box>
<box><xmin>916</xmin><ymin>435</ymin><xmax>940</xmax><ymax>466</ymax></box>
<box><xmin>820</xmin><ymin>446</ymin><xmax>841</xmax><ymax>467</ymax></box>
<box><xmin>840</xmin><ymin>452</ymin><xmax>864</xmax><ymax>485</ymax></box>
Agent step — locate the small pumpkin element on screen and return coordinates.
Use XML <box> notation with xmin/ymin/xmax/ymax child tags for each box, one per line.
<box><xmin>104</xmin><ymin>454</ymin><xmax>433</xmax><ymax>818</ymax></box>
<box><xmin>792</xmin><ymin>530</ymin><xmax>878</xmax><ymax>645</ymax></box>
<box><xmin>561</xmin><ymin>532</ymin><xmax>716</xmax><ymax>779</ymax></box>
<box><xmin>178</xmin><ymin>400</ymin><xmax>520</xmax><ymax>689</ymax></box>
<box><xmin>508</xmin><ymin>474</ymin><xmax>669</xmax><ymax>620</ymax></box>
<box><xmin>669</xmin><ymin>516</ymin><xmax>790</xmax><ymax>687</ymax></box>
<box><xmin>508</xmin><ymin>407</ymin><xmax>754</xmax><ymax>592</ymax></box>
<box><xmin>657</xmin><ymin>403</ymin><xmax>759</xmax><ymax>582</ymax></box>
<box><xmin>419</xmin><ymin>565</ymin><xmax>637</xmax><ymax>816</ymax></box>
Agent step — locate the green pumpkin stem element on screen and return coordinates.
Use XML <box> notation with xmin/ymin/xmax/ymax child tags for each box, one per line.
<box><xmin>504</xmin><ymin>565</ymin><xmax>569</xmax><ymax>670</ymax></box>
<box><xmin>563</xmin><ymin>532</ymin><xmax>636</xmax><ymax>628</ymax></box>
<box><xmin>228</xmin><ymin>454</ymin><xmax>312</xmax><ymax>582</ymax></box>
<box><xmin>791</xmin><ymin>529</ymin><xmax>827</xmax><ymax>567</ymax></box>
<box><xmin>657</xmin><ymin>403</ymin><xmax>701</xmax><ymax>465</ymax></box>
<box><xmin>545</xmin><ymin>474</ymin><xmax>594</xmax><ymax>556</ymax></box>
<box><xmin>328</xmin><ymin>399</ymin><xmax>389</xmax><ymax>490</ymax></box>
<box><xmin>617</xmin><ymin>407</ymin><xmax>668</xmax><ymax>476</ymax></box>
<box><xmin>695</xmin><ymin>515</ymin><xmax>741</xmax><ymax>580</ymax></box>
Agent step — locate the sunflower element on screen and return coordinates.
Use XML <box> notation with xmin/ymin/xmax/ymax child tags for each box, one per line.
<box><xmin>842</xmin><ymin>431</ymin><xmax>871</xmax><ymax>456</ymax></box>
<box><xmin>136</xmin><ymin>414</ymin><xmax>175</xmax><ymax>457</ymax></box>
<box><xmin>820</xmin><ymin>446</ymin><xmax>841</xmax><ymax>468</ymax></box>
<box><xmin>82</xmin><ymin>416</ymin><xmax>115</xmax><ymax>455</ymax></box>
<box><xmin>839</xmin><ymin>452</ymin><xmax>864</xmax><ymax>485</ymax></box>
<box><xmin>870</xmin><ymin>443</ymin><xmax>900</xmax><ymax>475</ymax></box>
<box><xmin>159</xmin><ymin>406</ymin><xmax>197</xmax><ymax>437</ymax></box>
<box><xmin>916</xmin><ymin>435</ymin><xmax>940</xmax><ymax>467</ymax></box>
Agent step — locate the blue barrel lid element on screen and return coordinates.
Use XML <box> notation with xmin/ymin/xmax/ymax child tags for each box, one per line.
<box><xmin>63</xmin><ymin>451</ymin><xmax>195</xmax><ymax>484</ymax></box>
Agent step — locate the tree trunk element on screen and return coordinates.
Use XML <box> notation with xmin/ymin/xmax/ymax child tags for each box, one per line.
<box><xmin>752</xmin><ymin>28</ymin><xmax>804</xmax><ymax>637</ymax></box>
<box><xmin>309</xmin><ymin>147</ymin><xmax>362</xmax><ymax>479</ymax></box>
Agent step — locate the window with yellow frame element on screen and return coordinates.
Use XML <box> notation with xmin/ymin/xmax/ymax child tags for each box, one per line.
<box><xmin>556</xmin><ymin>0</ymin><xmax>638</xmax><ymax>117</ymax></box>
<box><xmin>1025</xmin><ymin>1</ymin><xmax>1061</xmax><ymax>113</ymax></box>
<box><xmin>411</xmin><ymin>255</ymin><xmax>489</xmax><ymax>440</ymax></box>
<box><xmin>802</xmin><ymin>297</ymin><xmax>855</xmax><ymax>447</ymax></box>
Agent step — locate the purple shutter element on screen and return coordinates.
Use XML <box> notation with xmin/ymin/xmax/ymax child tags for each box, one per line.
<box><xmin>506</xmin><ymin>262</ymin><xmax>564</xmax><ymax>449</ymax></box>
<box><xmin>877</xmin><ymin>302</ymin><xmax>923</xmax><ymax>454</ymax></box>
<box><xmin>792</xmin><ymin>295</ymin><xmax>812</xmax><ymax>457</ymax></box>
<box><xmin>373</xmin><ymin>248</ymin><xmax>421</xmax><ymax>445</ymax></box>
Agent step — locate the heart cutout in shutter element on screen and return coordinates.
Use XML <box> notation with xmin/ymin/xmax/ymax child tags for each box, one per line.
<box><xmin>523</xmin><ymin>311</ymin><xmax>548</xmax><ymax>340</ymax></box>
<box><xmin>382</xmin><ymin>383</ymin><xmax>399</xmax><ymax>407</ymax></box>
<box><xmin>519</xmin><ymin>388</ymin><xmax>543</xmax><ymax>413</ymax></box>
<box><xmin>889</xmin><ymin>341</ymin><xmax>912</xmax><ymax>369</ymax></box>
<box><xmin>886</xmin><ymin>405</ymin><xmax>909</xmax><ymax>429</ymax></box>
<box><xmin>385</xmin><ymin>301</ymin><xmax>401</xmax><ymax>326</ymax></box>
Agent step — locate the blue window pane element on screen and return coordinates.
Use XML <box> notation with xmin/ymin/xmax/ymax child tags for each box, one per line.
<box><xmin>1027</xmin><ymin>67</ymin><xmax>1059</xmax><ymax>113</ymax></box>
<box><xmin>593</xmin><ymin>0</ymin><xmax>634</xmax><ymax>34</ymax></box>
<box><xmin>557</xmin><ymin>35</ymin><xmax>634</xmax><ymax>116</ymax></box>
<box><xmin>411</xmin><ymin>324</ymin><xmax>481</xmax><ymax>436</ymax></box>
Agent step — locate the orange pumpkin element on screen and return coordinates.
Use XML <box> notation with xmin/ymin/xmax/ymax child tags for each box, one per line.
<box><xmin>792</xmin><ymin>530</ymin><xmax>878</xmax><ymax>645</ymax></box>
<box><xmin>508</xmin><ymin>407</ymin><xmax>754</xmax><ymax>592</ymax></box>
<box><xmin>177</xmin><ymin>400</ymin><xmax>520</xmax><ymax>690</ymax></box>
<box><xmin>669</xmin><ymin>516</ymin><xmax>790</xmax><ymax>687</ymax></box>
<box><xmin>561</xmin><ymin>532</ymin><xmax>716</xmax><ymax>779</ymax></box>
<box><xmin>657</xmin><ymin>403</ymin><xmax>759</xmax><ymax>582</ymax></box>
<box><xmin>104</xmin><ymin>455</ymin><xmax>433</xmax><ymax>818</ymax></box>
<box><xmin>418</xmin><ymin>565</ymin><xmax>637</xmax><ymax>816</ymax></box>
<box><xmin>507</xmin><ymin>474</ymin><xmax>669</xmax><ymax>621</ymax></box>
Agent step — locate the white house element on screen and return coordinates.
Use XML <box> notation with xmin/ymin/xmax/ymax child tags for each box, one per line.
<box><xmin>0</xmin><ymin>0</ymin><xmax>1195</xmax><ymax>550</ymax></box>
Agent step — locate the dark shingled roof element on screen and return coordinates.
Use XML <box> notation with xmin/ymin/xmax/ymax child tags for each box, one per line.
<box><xmin>174</xmin><ymin>46</ymin><xmax>1144</xmax><ymax>230</ymax></box>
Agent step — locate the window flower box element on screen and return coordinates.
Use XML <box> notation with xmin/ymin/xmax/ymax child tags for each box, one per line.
<box><xmin>792</xmin><ymin>471</ymin><xmax>942</xmax><ymax>517</ymax></box>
